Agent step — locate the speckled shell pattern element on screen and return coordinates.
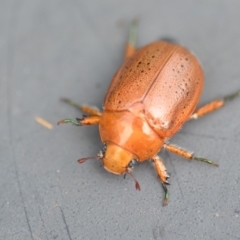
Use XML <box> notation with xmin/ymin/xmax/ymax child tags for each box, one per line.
<box><xmin>104</xmin><ymin>41</ymin><xmax>204</xmax><ymax>138</ymax></box>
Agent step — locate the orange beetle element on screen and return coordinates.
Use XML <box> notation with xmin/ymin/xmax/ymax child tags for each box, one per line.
<box><xmin>58</xmin><ymin>21</ymin><xmax>240</xmax><ymax>205</ymax></box>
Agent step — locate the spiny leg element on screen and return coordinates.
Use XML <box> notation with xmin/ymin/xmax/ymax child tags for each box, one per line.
<box><xmin>152</xmin><ymin>156</ymin><xmax>170</xmax><ymax>206</ymax></box>
<box><xmin>61</xmin><ymin>98</ymin><xmax>102</xmax><ymax>116</ymax></box>
<box><xmin>125</xmin><ymin>19</ymin><xmax>138</xmax><ymax>59</ymax></box>
<box><xmin>164</xmin><ymin>143</ymin><xmax>218</xmax><ymax>166</ymax></box>
<box><xmin>57</xmin><ymin>115</ymin><xmax>101</xmax><ymax>126</ymax></box>
<box><xmin>190</xmin><ymin>90</ymin><xmax>240</xmax><ymax>120</ymax></box>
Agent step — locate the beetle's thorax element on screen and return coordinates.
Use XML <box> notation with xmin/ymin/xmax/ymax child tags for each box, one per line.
<box><xmin>99</xmin><ymin>110</ymin><xmax>164</xmax><ymax>161</ymax></box>
<box><xmin>102</xmin><ymin>142</ymin><xmax>133</xmax><ymax>175</ymax></box>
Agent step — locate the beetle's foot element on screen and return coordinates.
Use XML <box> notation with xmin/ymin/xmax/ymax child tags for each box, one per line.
<box><xmin>160</xmin><ymin>37</ymin><xmax>177</xmax><ymax>44</ymax></box>
<box><xmin>61</xmin><ymin>98</ymin><xmax>102</xmax><ymax>116</ymax></box>
<box><xmin>129</xmin><ymin>18</ymin><xmax>138</xmax><ymax>47</ymax></box>
<box><xmin>162</xmin><ymin>182</ymin><xmax>169</xmax><ymax>206</ymax></box>
<box><xmin>164</xmin><ymin>143</ymin><xmax>219</xmax><ymax>166</ymax></box>
<box><xmin>58</xmin><ymin>115</ymin><xmax>101</xmax><ymax>126</ymax></box>
<box><xmin>193</xmin><ymin>156</ymin><xmax>219</xmax><ymax>167</ymax></box>
<box><xmin>223</xmin><ymin>90</ymin><xmax>240</xmax><ymax>102</ymax></box>
<box><xmin>125</xmin><ymin>19</ymin><xmax>138</xmax><ymax>58</ymax></box>
<box><xmin>61</xmin><ymin>98</ymin><xmax>82</xmax><ymax>109</ymax></box>
<box><xmin>57</xmin><ymin>118</ymin><xmax>82</xmax><ymax>126</ymax></box>
<box><xmin>190</xmin><ymin>90</ymin><xmax>240</xmax><ymax>120</ymax></box>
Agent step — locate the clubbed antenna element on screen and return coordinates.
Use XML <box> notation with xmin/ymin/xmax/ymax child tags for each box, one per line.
<box><xmin>127</xmin><ymin>170</ymin><xmax>141</xmax><ymax>191</ymax></box>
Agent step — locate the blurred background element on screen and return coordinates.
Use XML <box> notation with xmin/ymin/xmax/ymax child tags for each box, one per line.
<box><xmin>1</xmin><ymin>0</ymin><xmax>240</xmax><ymax>239</ymax></box>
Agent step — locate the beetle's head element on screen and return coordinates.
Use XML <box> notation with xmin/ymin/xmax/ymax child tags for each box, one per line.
<box><xmin>102</xmin><ymin>142</ymin><xmax>134</xmax><ymax>175</ymax></box>
<box><xmin>77</xmin><ymin>142</ymin><xmax>140</xmax><ymax>190</ymax></box>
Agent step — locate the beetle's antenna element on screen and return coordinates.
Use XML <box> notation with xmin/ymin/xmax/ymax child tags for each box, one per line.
<box><xmin>127</xmin><ymin>170</ymin><xmax>141</xmax><ymax>191</ymax></box>
<box><xmin>78</xmin><ymin>151</ymin><xmax>103</xmax><ymax>164</ymax></box>
<box><xmin>77</xmin><ymin>156</ymin><xmax>101</xmax><ymax>164</ymax></box>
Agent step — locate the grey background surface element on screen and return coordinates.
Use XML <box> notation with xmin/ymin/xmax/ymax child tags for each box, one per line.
<box><xmin>1</xmin><ymin>0</ymin><xmax>240</xmax><ymax>239</ymax></box>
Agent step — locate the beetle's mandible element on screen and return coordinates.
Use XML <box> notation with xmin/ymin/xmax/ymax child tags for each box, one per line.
<box><xmin>58</xmin><ymin>21</ymin><xmax>240</xmax><ymax>205</ymax></box>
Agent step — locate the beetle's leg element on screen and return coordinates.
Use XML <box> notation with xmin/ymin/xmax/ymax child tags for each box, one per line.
<box><xmin>61</xmin><ymin>98</ymin><xmax>102</xmax><ymax>116</ymax></box>
<box><xmin>164</xmin><ymin>143</ymin><xmax>218</xmax><ymax>166</ymax></box>
<box><xmin>159</xmin><ymin>37</ymin><xmax>177</xmax><ymax>44</ymax></box>
<box><xmin>190</xmin><ymin>90</ymin><xmax>240</xmax><ymax>120</ymax></box>
<box><xmin>57</xmin><ymin>115</ymin><xmax>101</xmax><ymax>126</ymax></box>
<box><xmin>125</xmin><ymin>19</ymin><xmax>138</xmax><ymax>59</ymax></box>
<box><xmin>152</xmin><ymin>156</ymin><xmax>170</xmax><ymax>206</ymax></box>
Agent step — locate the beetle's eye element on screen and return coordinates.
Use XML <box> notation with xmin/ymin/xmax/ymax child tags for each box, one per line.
<box><xmin>102</xmin><ymin>144</ymin><xmax>107</xmax><ymax>154</ymax></box>
<box><xmin>128</xmin><ymin>159</ymin><xmax>136</xmax><ymax>169</ymax></box>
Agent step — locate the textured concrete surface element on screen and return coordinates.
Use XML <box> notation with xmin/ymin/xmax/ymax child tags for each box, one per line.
<box><xmin>1</xmin><ymin>1</ymin><xmax>240</xmax><ymax>239</ymax></box>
